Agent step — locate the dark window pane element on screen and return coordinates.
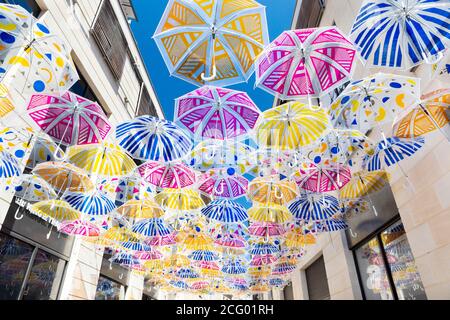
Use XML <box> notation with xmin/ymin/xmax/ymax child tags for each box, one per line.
<box><xmin>0</xmin><ymin>233</ymin><xmax>34</xmax><ymax>300</ymax></box>
<box><xmin>355</xmin><ymin>237</ymin><xmax>394</xmax><ymax>300</ymax></box>
<box><xmin>305</xmin><ymin>256</ymin><xmax>330</xmax><ymax>300</ymax></box>
<box><xmin>95</xmin><ymin>275</ymin><xmax>125</xmax><ymax>300</ymax></box>
<box><xmin>283</xmin><ymin>282</ymin><xmax>294</xmax><ymax>300</ymax></box>
<box><xmin>22</xmin><ymin>250</ymin><xmax>65</xmax><ymax>300</ymax></box>
<box><xmin>0</xmin><ymin>0</ymin><xmax>41</xmax><ymax>17</ymax></box>
<box><xmin>381</xmin><ymin>222</ymin><xmax>427</xmax><ymax>300</ymax></box>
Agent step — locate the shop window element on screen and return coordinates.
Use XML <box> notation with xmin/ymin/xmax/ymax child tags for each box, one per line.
<box><xmin>0</xmin><ymin>0</ymin><xmax>41</xmax><ymax>17</ymax></box>
<box><xmin>296</xmin><ymin>0</ymin><xmax>326</xmax><ymax>29</ymax></box>
<box><xmin>95</xmin><ymin>275</ymin><xmax>126</xmax><ymax>300</ymax></box>
<box><xmin>305</xmin><ymin>256</ymin><xmax>330</xmax><ymax>300</ymax></box>
<box><xmin>354</xmin><ymin>220</ymin><xmax>427</xmax><ymax>300</ymax></box>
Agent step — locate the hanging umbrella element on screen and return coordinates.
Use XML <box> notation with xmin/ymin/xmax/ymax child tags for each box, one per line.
<box><xmin>201</xmin><ymin>199</ymin><xmax>248</xmax><ymax>223</ymax></box>
<box><xmin>176</xmin><ymin>268</ymin><xmax>200</xmax><ymax>279</ymax></box>
<box><xmin>185</xmin><ymin>139</ymin><xmax>254</xmax><ymax>174</ymax></box>
<box><xmin>214</xmin><ymin>232</ymin><xmax>247</xmax><ymax>249</ymax></box>
<box><xmin>256</xmin><ymin>102</ymin><xmax>331</xmax><ymax>150</ymax></box>
<box><xmin>134</xmin><ymin>249</ymin><xmax>163</xmax><ymax>261</ymax></box>
<box><xmin>27</xmin><ymin>92</ymin><xmax>110</xmax><ymax>146</ymax></box>
<box><xmin>110</xmin><ymin>253</ymin><xmax>140</xmax><ymax>267</ymax></box>
<box><xmin>94</xmin><ymin>226</ymin><xmax>141</xmax><ymax>248</ymax></box>
<box><xmin>288</xmin><ymin>193</ymin><xmax>340</xmax><ymax>222</ymax></box>
<box><xmin>63</xmin><ymin>191</ymin><xmax>116</xmax><ymax>217</ymax></box>
<box><xmin>350</xmin><ymin>0</ymin><xmax>450</xmax><ymax>69</ymax></box>
<box><xmin>284</xmin><ymin>227</ymin><xmax>316</xmax><ymax>248</ymax></box>
<box><xmin>179</xmin><ymin>231</ymin><xmax>214</xmax><ymax>251</ymax></box>
<box><xmin>116</xmin><ymin>116</ymin><xmax>192</xmax><ymax>162</ymax></box>
<box><xmin>32</xmin><ymin>161</ymin><xmax>93</xmax><ymax>192</ymax></box>
<box><xmin>153</xmin><ymin>0</ymin><xmax>269</xmax><ymax>87</ymax></box>
<box><xmin>247</xmin><ymin>176</ymin><xmax>298</xmax><ymax>205</ymax></box>
<box><xmin>250</xmin><ymin>255</ymin><xmax>278</xmax><ymax>266</ymax></box>
<box><xmin>188</xmin><ymin>250</ymin><xmax>219</xmax><ymax>262</ymax></box>
<box><xmin>154</xmin><ymin>188</ymin><xmax>205</xmax><ymax>211</ymax></box>
<box><xmin>145</xmin><ymin>233</ymin><xmax>177</xmax><ymax>247</ymax></box>
<box><xmin>198</xmin><ymin>169</ymin><xmax>248</xmax><ymax>199</ymax></box>
<box><xmin>255</xmin><ymin>26</ymin><xmax>356</xmax><ymax>99</ymax></box>
<box><xmin>340</xmin><ymin>199</ymin><xmax>370</xmax><ymax>218</ymax></box>
<box><xmin>120</xmin><ymin>241</ymin><xmax>152</xmax><ymax>253</ymax></box>
<box><xmin>247</xmin><ymin>266</ymin><xmax>271</xmax><ymax>278</ymax></box>
<box><xmin>30</xmin><ymin>200</ymin><xmax>80</xmax><ymax>226</ymax></box>
<box><xmin>137</xmin><ymin>161</ymin><xmax>196</xmax><ymax>189</ymax></box>
<box><xmin>222</xmin><ymin>260</ymin><xmax>247</xmax><ymax>275</ymax></box>
<box><xmin>293</xmin><ymin>162</ymin><xmax>352</xmax><ymax>192</ymax></box>
<box><xmin>58</xmin><ymin>219</ymin><xmax>100</xmax><ymax>237</ymax></box>
<box><xmin>116</xmin><ymin>199</ymin><xmax>164</xmax><ymax>219</ymax></box>
<box><xmin>67</xmin><ymin>143</ymin><xmax>136</xmax><ymax>177</ymax></box>
<box><xmin>99</xmin><ymin>174</ymin><xmax>154</xmax><ymax>206</ymax></box>
<box><xmin>340</xmin><ymin>170</ymin><xmax>390</xmax><ymax>198</ymax></box>
<box><xmin>164</xmin><ymin>254</ymin><xmax>191</xmax><ymax>269</ymax></box>
<box><xmin>190</xmin><ymin>281</ymin><xmax>210</xmax><ymax>291</ymax></box>
<box><xmin>248</xmin><ymin>148</ymin><xmax>300</xmax><ymax>178</ymax></box>
<box><xmin>5</xmin><ymin>174</ymin><xmax>56</xmax><ymax>202</ymax></box>
<box><xmin>193</xmin><ymin>261</ymin><xmax>221</xmax><ymax>278</ymax></box>
<box><xmin>310</xmin><ymin>218</ymin><xmax>349</xmax><ymax>233</ymax></box>
<box><xmin>365</xmin><ymin>136</ymin><xmax>425</xmax><ymax>171</ymax></box>
<box><xmin>330</xmin><ymin>73</ymin><xmax>421</xmax><ymax>133</ymax></box>
<box><xmin>132</xmin><ymin>218</ymin><xmax>173</xmax><ymax>238</ymax></box>
<box><xmin>248</xmin><ymin>222</ymin><xmax>286</xmax><ymax>238</ymax></box>
<box><xmin>0</xmin><ymin>4</ymin><xmax>79</xmax><ymax>94</ymax></box>
<box><xmin>168</xmin><ymin>280</ymin><xmax>189</xmax><ymax>290</ymax></box>
<box><xmin>0</xmin><ymin>84</ymin><xmax>14</xmax><ymax>117</ymax></box>
<box><xmin>269</xmin><ymin>278</ymin><xmax>286</xmax><ymax>287</ymax></box>
<box><xmin>0</xmin><ymin>150</ymin><xmax>21</xmax><ymax>179</ymax></box>
<box><xmin>249</xmin><ymin>242</ymin><xmax>280</xmax><ymax>256</ymax></box>
<box><xmin>272</xmin><ymin>261</ymin><xmax>296</xmax><ymax>275</ymax></box>
<box><xmin>248</xmin><ymin>203</ymin><xmax>292</xmax><ymax>224</ymax></box>
<box><xmin>175</xmin><ymin>86</ymin><xmax>260</xmax><ymax>140</ymax></box>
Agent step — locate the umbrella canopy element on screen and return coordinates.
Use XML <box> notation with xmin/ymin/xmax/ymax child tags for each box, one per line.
<box><xmin>153</xmin><ymin>0</ymin><xmax>269</xmax><ymax>87</ymax></box>
<box><xmin>30</xmin><ymin>200</ymin><xmax>80</xmax><ymax>226</ymax></box>
<box><xmin>201</xmin><ymin>199</ymin><xmax>248</xmax><ymax>223</ymax></box>
<box><xmin>198</xmin><ymin>170</ymin><xmax>248</xmax><ymax>199</ymax></box>
<box><xmin>5</xmin><ymin>174</ymin><xmax>56</xmax><ymax>202</ymax></box>
<box><xmin>248</xmin><ymin>203</ymin><xmax>292</xmax><ymax>224</ymax></box>
<box><xmin>0</xmin><ymin>4</ymin><xmax>79</xmax><ymax>94</ymax></box>
<box><xmin>63</xmin><ymin>191</ymin><xmax>116</xmax><ymax>217</ymax></box>
<box><xmin>117</xmin><ymin>199</ymin><xmax>164</xmax><ymax>219</ymax></box>
<box><xmin>116</xmin><ymin>116</ymin><xmax>192</xmax><ymax>162</ymax></box>
<box><xmin>222</xmin><ymin>260</ymin><xmax>247</xmax><ymax>275</ymax></box>
<box><xmin>250</xmin><ymin>255</ymin><xmax>278</xmax><ymax>266</ymax></box>
<box><xmin>132</xmin><ymin>218</ymin><xmax>173</xmax><ymax>238</ymax></box>
<box><xmin>154</xmin><ymin>188</ymin><xmax>205</xmax><ymax>211</ymax></box>
<box><xmin>293</xmin><ymin>162</ymin><xmax>352</xmax><ymax>192</ymax></box>
<box><xmin>94</xmin><ymin>226</ymin><xmax>141</xmax><ymax>248</ymax></box>
<box><xmin>249</xmin><ymin>242</ymin><xmax>280</xmax><ymax>255</ymax></box>
<box><xmin>248</xmin><ymin>222</ymin><xmax>286</xmax><ymax>238</ymax></box>
<box><xmin>188</xmin><ymin>250</ymin><xmax>219</xmax><ymax>262</ymax></box>
<box><xmin>255</xmin><ymin>26</ymin><xmax>356</xmax><ymax>99</ymax></box>
<box><xmin>256</xmin><ymin>102</ymin><xmax>331</xmax><ymax>150</ymax></box>
<box><xmin>138</xmin><ymin>161</ymin><xmax>196</xmax><ymax>189</ymax></box>
<box><xmin>248</xmin><ymin>148</ymin><xmax>300</xmax><ymax>178</ymax></box>
<box><xmin>58</xmin><ymin>219</ymin><xmax>100</xmax><ymax>237</ymax></box>
<box><xmin>350</xmin><ymin>0</ymin><xmax>450</xmax><ymax>69</ymax></box>
<box><xmin>247</xmin><ymin>176</ymin><xmax>298</xmax><ymax>205</ymax></box>
<box><xmin>145</xmin><ymin>234</ymin><xmax>177</xmax><ymax>247</ymax></box>
<box><xmin>340</xmin><ymin>170</ymin><xmax>390</xmax><ymax>198</ymax></box>
<box><xmin>27</xmin><ymin>92</ymin><xmax>110</xmax><ymax>145</ymax></box>
<box><xmin>288</xmin><ymin>193</ymin><xmax>340</xmax><ymax>222</ymax></box>
<box><xmin>214</xmin><ymin>233</ymin><xmax>247</xmax><ymax>249</ymax></box>
<box><xmin>0</xmin><ymin>84</ymin><xmax>14</xmax><ymax>117</ymax></box>
<box><xmin>284</xmin><ymin>227</ymin><xmax>316</xmax><ymax>247</ymax></box>
<box><xmin>175</xmin><ymin>86</ymin><xmax>260</xmax><ymax>140</ymax></box>
<box><xmin>99</xmin><ymin>174</ymin><xmax>154</xmax><ymax>206</ymax></box>
<box><xmin>67</xmin><ymin>143</ymin><xmax>136</xmax><ymax>177</ymax></box>
<box><xmin>0</xmin><ymin>150</ymin><xmax>21</xmax><ymax>179</ymax></box>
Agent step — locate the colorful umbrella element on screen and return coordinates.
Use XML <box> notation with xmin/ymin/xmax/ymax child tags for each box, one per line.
<box><xmin>247</xmin><ymin>176</ymin><xmax>298</xmax><ymax>205</ymax></box>
<box><xmin>201</xmin><ymin>199</ymin><xmax>248</xmax><ymax>223</ymax></box>
<box><xmin>248</xmin><ymin>222</ymin><xmax>286</xmax><ymax>238</ymax></box>
<box><xmin>67</xmin><ymin>143</ymin><xmax>136</xmax><ymax>177</ymax></box>
<box><xmin>145</xmin><ymin>234</ymin><xmax>177</xmax><ymax>247</ymax></box>
<box><xmin>116</xmin><ymin>116</ymin><xmax>192</xmax><ymax>162</ymax></box>
<box><xmin>365</xmin><ymin>136</ymin><xmax>425</xmax><ymax>171</ymax></box>
<box><xmin>94</xmin><ymin>226</ymin><xmax>141</xmax><ymax>248</ymax></box>
<box><xmin>0</xmin><ymin>4</ymin><xmax>79</xmax><ymax>94</ymax></box>
<box><xmin>176</xmin><ymin>268</ymin><xmax>200</xmax><ymax>279</ymax></box>
<box><xmin>63</xmin><ymin>191</ymin><xmax>116</xmax><ymax>217</ymax></box>
<box><xmin>271</xmin><ymin>261</ymin><xmax>296</xmax><ymax>275</ymax></box>
<box><xmin>190</xmin><ymin>281</ymin><xmax>210</xmax><ymax>291</ymax></box>
<box><xmin>198</xmin><ymin>169</ymin><xmax>248</xmax><ymax>199</ymax></box>
<box><xmin>153</xmin><ymin>0</ymin><xmax>269</xmax><ymax>86</ymax></box>
<box><xmin>248</xmin><ymin>148</ymin><xmax>300</xmax><ymax>178</ymax></box>
<box><xmin>99</xmin><ymin>174</ymin><xmax>154</xmax><ymax>206</ymax></box>
<box><xmin>249</xmin><ymin>242</ymin><xmax>280</xmax><ymax>255</ymax></box>
<box><xmin>288</xmin><ymin>193</ymin><xmax>340</xmax><ymax>222</ymax></box>
<box><xmin>188</xmin><ymin>250</ymin><xmax>219</xmax><ymax>262</ymax></box>
<box><xmin>0</xmin><ymin>150</ymin><xmax>21</xmax><ymax>179</ymax></box>
<box><xmin>179</xmin><ymin>230</ymin><xmax>214</xmax><ymax>251</ymax></box>
<box><xmin>132</xmin><ymin>218</ymin><xmax>173</xmax><ymax>238</ymax></box>
<box><xmin>154</xmin><ymin>188</ymin><xmax>205</xmax><ymax>211</ymax></box>
<box><xmin>255</xmin><ymin>26</ymin><xmax>356</xmax><ymax>99</ymax></box>
<box><xmin>5</xmin><ymin>174</ymin><xmax>56</xmax><ymax>202</ymax></box>
<box><xmin>116</xmin><ymin>199</ymin><xmax>164</xmax><ymax>219</ymax></box>
<box><xmin>0</xmin><ymin>84</ymin><xmax>14</xmax><ymax>117</ymax></box>
<box><xmin>134</xmin><ymin>249</ymin><xmax>163</xmax><ymax>261</ymax></box>
<box><xmin>284</xmin><ymin>227</ymin><xmax>316</xmax><ymax>247</ymax></box>
<box><xmin>110</xmin><ymin>253</ymin><xmax>140</xmax><ymax>266</ymax></box>
<box><xmin>248</xmin><ymin>203</ymin><xmax>292</xmax><ymax>224</ymax></box>
<box><xmin>250</xmin><ymin>255</ymin><xmax>278</xmax><ymax>266</ymax></box>
<box><xmin>256</xmin><ymin>102</ymin><xmax>331</xmax><ymax>150</ymax></box>
<box><xmin>29</xmin><ymin>200</ymin><xmax>80</xmax><ymax>226</ymax></box>
<box><xmin>340</xmin><ymin>170</ymin><xmax>390</xmax><ymax>198</ymax></box>
<box><xmin>350</xmin><ymin>0</ymin><xmax>450</xmax><ymax>69</ymax></box>
<box><xmin>293</xmin><ymin>162</ymin><xmax>352</xmax><ymax>192</ymax></box>
<box><xmin>168</xmin><ymin>280</ymin><xmax>189</xmax><ymax>290</ymax></box>
<box><xmin>137</xmin><ymin>161</ymin><xmax>196</xmax><ymax>189</ymax></box>
<box><xmin>58</xmin><ymin>219</ymin><xmax>100</xmax><ymax>237</ymax></box>
<box><xmin>222</xmin><ymin>260</ymin><xmax>247</xmax><ymax>275</ymax></box>
<box><xmin>214</xmin><ymin>233</ymin><xmax>247</xmax><ymax>249</ymax></box>
<box><xmin>120</xmin><ymin>241</ymin><xmax>152</xmax><ymax>252</ymax></box>
<box><xmin>175</xmin><ymin>86</ymin><xmax>260</xmax><ymax>140</ymax></box>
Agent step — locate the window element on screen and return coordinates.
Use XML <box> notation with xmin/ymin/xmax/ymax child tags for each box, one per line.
<box><xmin>95</xmin><ymin>275</ymin><xmax>126</xmax><ymax>300</ymax></box>
<box><xmin>136</xmin><ymin>85</ymin><xmax>157</xmax><ymax>117</ymax></box>
<box><xmin>305</xmin><ymin>256</ymin><xmax>330</xmax><ymax>300</ymax></box>
<box><xmin>354</xmin><ymin>221</ymin><xmax>427</xmax><ymax>300</ymax></box>
<box><xmin>283</xmin><ymin>282</ymin><xmax>294</xmax><ymax>300</ymax></box>
<box><xmin>296</xmin><ymin>0</ymin><xmax>326</xmax><ymax>29</ymax></box>
<box><xmin>0</xmin><ymin>232</ymin><xmax>66</xmax><ymax>300</ymax></box>
<box><xmin>91</xmin><ymin>0</ymin><xmax>128</xmax><ymax>80</ymax></box>
<box><xmin>0</xmin><ymin>0</ymin><xmax>41</xmax><ymax>17</ymax></box>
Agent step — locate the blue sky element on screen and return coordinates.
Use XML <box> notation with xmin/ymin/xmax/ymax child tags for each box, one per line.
<box><xmin>130</xmin><ymin>0</ymin><xmax>297</xmax><ymax>120</ymax></box>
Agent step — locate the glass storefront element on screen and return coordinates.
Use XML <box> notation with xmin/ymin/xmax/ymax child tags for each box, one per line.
<box><xmin>95</xmin><ymin>275</ymin><xmax>126</xmax><ymax>300</ymax></box>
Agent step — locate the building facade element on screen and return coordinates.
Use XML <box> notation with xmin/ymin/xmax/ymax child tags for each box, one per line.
<box><xmin>268</xmin><ymin>0</ymin><xmax>450</xmax><ymax>301</ymax></box>
<box><xmin>0</xmin><ymin>0</ymin><xmax>164</xmax><ymax>300</ymax></box>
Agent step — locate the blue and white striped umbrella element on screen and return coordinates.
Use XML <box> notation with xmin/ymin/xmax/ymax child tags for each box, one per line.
<box><xmin>176</xmin><ymin>268</ymin><xmax>200</xmax><ymax>279</ymax></box>
<box><xmin>169</xmin><ymin>280</ymin><xmax>189</xmax><ymax>289</ymax></box>
<box><xmin>116</xmin><ymin>116</ymin><xmax>192</xmax><ymax>162</ymax></box>
<box><xmin>63</xmin><ymin>191</ymin><xmax>116</xmax><ymax>216</ymax></box>
<box><xmin>110</xmin><ymin>253</ymin><xmax>140</xmax><ymax>266</ymax></box>
<box><xmin>288</xmin><ymin>193</ymin><xmax>340</xmax><ymax>222</ymax></box>
<box><xmin>365</xmin><ymin>136</ymin><xmax>425</xmax><ymax>171</ymax></box>
<box><xmin>249</xmin><ymin>243</ymin><xmax>280</xmax><ymax>256</ymax></box>
<box><xmin>131</xmin><ymin>218</ymin><xmax>173</xmax><ymax>237</ymax></box>
<box><xmin>201</xmin><ymin>199</ymin><xmax>248</xmax><ymax>223</ymax></box>
<box><xmin>323</xmin><ymin>219</ymin><xmax>349</xmax><ymax>232</ymax></box>
<box><xmin>221</xmin><ymin>261</ymin><xmax>247</xmax><ymax>275</ymax></box>
<box><xmin>188</xmin><ymin>250</ymin><xmax>219</xmax><ymax>262</ymax></box>
<box><xmin>269</xmin><ymin>278</ymin><xmax>285</xmax><ymax>287</ymax></box>
<box><xmin>351</xmin><ymin>0</ymin><xmax>450</xmax><ymax>69</ymax></box>
<box><xmin>121</xmin><ymin>241</ymin><xmax>152</xmax><ymax>252</ymax></box>
<box><xmin>0</xmin><ymin>151</ymin><xmax>21</xmax><ymax>179</ymax></box>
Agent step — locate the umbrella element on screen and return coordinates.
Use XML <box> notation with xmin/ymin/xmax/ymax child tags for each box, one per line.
<box><xmin>67</xmin><ymin>143</ymin><xmax>136</xmax><ymax>177</ymax></box>
<box><xmin>185</xmin><ymin>139</ymin><xmax>254</xmax><ymax>174</ymax></box>
<box><xmin>134</xmin><ymin>249</ymin><xmax>163</xmax><ymax>261</ymax></box>
<box><xmin>0</xmin><ymin>84</ymin><xmax>14</xmax><ymax>117</ymax></box>
<box><xmin>0</xmin><ymin>5</ymin><xmax>79</xmax><ymax>94</ymax></box>
<box><xmin>293</xmin><ymin>162</ymin><xmax>352</xmax><ymax>192</ymax></box>
<box><xmin>248</xmin><ymin>148</ymin><xmax>300</xmax><ymax>178</ymax></box>
<box><xmin>256</xmin><ymin>102</ymin><xmax>331</xmax><ymax>150</ymax></box>
<box><xmin>0</xmin><ymin>150</ymin><xmax>20</xmax><ymax>179</ymax></box>
<box><xmin>154</xmin><ymin>188</ymin><xmax>205</xmax><ymax>211</ymax></box>
<box><xmin>190</xmin><ymin>281</ymin><xmax>210</xmax><ymax>291</ymax></box>
<box><xmin>198</xmin><ymin>170</ymin><xmax>248</xmax><ymax>199</ymax></box>
<box><xmin>175</xmin><ymin>86</ymin><xmax>260</xmax><ymax>140</ymax></box>
<box><xmin>249</xmin><ymin>242</ymin><xmax>280</xmax><ymax>255</ymax></box>
<box><xmin>313</xmin><ymin>218</ymin><xmax>349</xmax><ymax>232</ymax></box>
<box><xmin>58</xmin><ymin>219</ymin><xmax>100</xmax><ymax>237</ymax></box>
<box><xmin>248</xmin><ymin>203</ymin><xmax>292</xmax><ymax>224</ymax></box>
<box><xmin>5</xmin><ymin>174</ymin><xmax>56</xmax><ymax>202</ymax></box>
<box><xmin>145</xmin><ymin>234</ymin><xmax>177</xmax><ymax>247</ymax></box>
<box><xmin>248</xmin><ymin>222</ymin><xmax>286</xmax><ymax>238</ymax></box>
<box><xmin>110</xmin><ymin>253</ymin><xmax>140</xmax><ymax>266</ymax></box>
<box><xmin>250</xmin><ymin>255</ymin><xmax>278</xmax><ymax>266</ymax></box>
<box><xmin>272</xmin><ymin>261</ymin><xmax>296</xmax><ymax>275</ymax></box>
<box><xmin>247</xmin><ymin>176</ymin><xmax>298</xmax><ymax>205</ymax></box>
<box><xmin>116</xmin><ymin>116</ymin><xmax>192</xmax><ymax>162</ymax></box>
<box><xmin>269</xmin><ymin>278</ymin><xmax>286</xmax><ymax>287</ymax></box>
<box><xmin>132</xmin><ymin>218</ymin><xmax>173</xmax><ymax>238</ymax></box>
<box><xmin>350</xmin><ymin>0</ymin><xmax>450</xmax><ymax>69</ymax></box>
<box><xmin>94</xmin><ymin>226</ymin><xmax>141</xmax><ymax>248</ymax></box>
<box><xmin>214</xmin><ymin>233</ymin><xmax>247</xmax><ymax>249</ymax></box>
<box><xmin>153</xmin><ymin>0</ymin><xmax>269</xmax><ymax>87</ymax></box>
<box><xmin>284</xmin><ymin>227</ymin><xmax>316</xmax><ymax>247</ymax></box>
<box><xmin>340</xmin><ymin>170</ymin><xmax>390</xmax><ymax>198</ymax></box>
<box><xmin>116</xmin><ymin>199</ymin><xmax>164</xmax><ymax>219</ymax></box>
<box><xmin>30</xmin><ymin>200</ymin><xmax>80</xmax><ymax>226</ymax></box>
<box><xmin>255</xmin><ymin>26</ymin><xmax>356</xmax><ymax>99</ymax></box>
<box><xmin>201</xmin><ymin>199</ymin><xmax>248</xmax><ymax>223</ymax></box>
<box><xmin>188</xmin><ymin>250</ymin><xmax>219</xmax><ymax>262</ymax></box>
<box><xmin>63</xmin><ymin>191</ymin><xmax>116</xmax><ymax>217</ymax></box>
<box><xmin>176</xmin><ymin>268</ymin><xmax>200</xmax><ymax>279</ymax></box>
<box><xmin>32</xmin><ymin>161</ymin><xmax>93</xmax><ymax>192</ymax></box>
<box><xmin>99</xmin><ymin>174</ymin><xmax>154</xmax><ymax>206</ymax></box>
<box><xmin>222</xmin><ymin>260</ymin><xmax>247</xmax><ymax>275</ymax></box>
<box><xmin>164</xmin><ymin>254</ymin><xmax>191</xmax><ymax>269</ymax></box>
<box><xmin>137</xmin><ymin>161</ymin><xmax>196</xmax><ymax>189</ymax></box>
<box><xmin>193</xmin><ymin>261</ymin><xmax>221</xmax><ymax>278</ymax></box>
<box><xmin>168</xmin><ymin>280</ymin><xmax>189</xmax><ymax>290</ymax></box>
<box><xmin>330</xmin><ymin>73</ymin><xmax>421</xmax><ymax>133</ymax></box>
<box><xmin>27</xmin><ymin>92</ymin><xmax>110</xmax><ymax>146</ymax></box>
<box><xmin>248</xmin><ymin>266</ymin><xmax>271</xmax><ymax>277</ymax></box>
<box><xmin>288</xmin><ymin>193</ymin><xmax>340</xmax><ymax>222</ymax></box>
<box><xmin>365</xmin><ymin>136</ymin><xmax>425</xmax><ymax>171</ymax></box>
<box><xmin>120</xmin><ymin>241</ymin><xmax>152</xmax><ymax>252</ymax></box>
<box><xmin>178</xmin><ymin>231</ymin><xmax>214</xmax><ymax>251</ymax></box>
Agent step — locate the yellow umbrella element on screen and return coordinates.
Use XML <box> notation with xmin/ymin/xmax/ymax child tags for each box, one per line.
<box><xmin>178</xmin><ymin>232</ymin><xmax>214</xmax><ymax>251</ymax></box>
<box><xmin>247</xmin><ymin>176</ymin><xmax>298</xmax><ymax>205</ymax></box>
<box><xmin>154</xmin><ymin>188</ymin><xmax>205</xmax><ymax>211</ymax></box>
<box><xmin>256</xmin><ymin>102</ymin><xmax>331</xmax><ymax>150</ymax></box>
<box><xmin>67</xmin><ymin>143</ymin><xmax>136</xmax><ymax>177</ymax></box>
<box><xmin>117</xmin><ymin>199</ymin><xmax>164</xmax><ymax>219</ymax></box>
<box><xmin>33</xmin><ymin>161</ymin><xmax>94</xmax><ymax>192</ymax></box>
<box><xmin>248</xmin><ymin>203</ymin><xmax>292</xmax><ymax>224</ymax></box>
<box><xmin>284</xmin><ymin>228</ymin><xmax>316</xmax><ymax>248</ymax></box>
<box><xmin>87</xmin><ymin>226</ymin><xmax>141</xmax><ymax>248</ymax></box>
<box><xmin>248</xmin><ymin>266</ymin><xmax>271</xmax><ymax>277</ymax></box>
<box><xmin>30</xmin><ymin>200</ymin><xmax>80</xmax><ymax>226</ymax></box>
<box><xmin>340</xmin><ymin>170</ymin><xmax>390</xmax><ymax>199</ymax></box>
<box><xmin>164</xmin><ymin>254</ymin><xmax>191</xmax><ymax>269</ymax></box>
<box><xmin>0</xmin><ymin>84</ymin><xmax>14</xmax><ymax>118</ymax></box>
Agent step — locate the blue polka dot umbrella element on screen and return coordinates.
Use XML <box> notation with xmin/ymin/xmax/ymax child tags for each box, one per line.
<box><xmin>288</xmin><ymin>193</ymin><xmax>340</xmax><ymax>222</ymax></box>
<box><xmin>0</xmin><ymin>150</ymin><xmax>20</xmax><ymax>180</ymax></box>
<box><xmin>201</xmin><ymin>199</ymin><xmax>248</xmax><ymax>223</ymax></box>
<box><xmin>0</xmin><ymin>3</ymin><xmax>79</xmax><ymax>94</ymax></box>
<box><xmin>63</xmin><ymin>191</ymin><xmax>116</xmax><ymax>217</ymax></box>
<box><xmin>4</xmin><ymin>174</ymin><xmax>57</xmax><ymax>202</ymax></box>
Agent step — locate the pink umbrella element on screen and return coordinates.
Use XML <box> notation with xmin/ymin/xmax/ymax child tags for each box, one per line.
<box><xmin>27</xmin><ymin>91</ymin><xmax>111</xmax><ymax>146</ymax></box>
<box><xmin>145</xmin><ymin>234</ymin><xmax>177</xmax><ymax>247</ymax></box>
<box><xmin>248</xmin><ymin>222</ymin><xmax>286</xmax><ymax>238</ymax></box>
<box><xmin>293</xmin><ymin>163</ymin><xmax>352</xmax><ymax>192</ymax></box>
<box><xmin>134</xmin><ymin>248</ymin><xmax>163</xmax><ymax>261</ymax></box>
<box><xmin>58</xmin><ymin>219</ymin><xmax>100</xmax><ymax>237</ymax></box>
<box><xmin>175</xmin><ymin>86</ymin><xmax>260</xmax><ymax>140</ymax></box>
<box><xmin>193</xmin><ymin>261</ymin><xmax>220</xmax><ymax>271</ymax></box>
<box><xmin>138</xmin><ymin>161</ymin><xmax>196</xmax><ymax>189</ymax></box>
<box><xmin>250</xmin><ymin>255</ymin><xmax>278</xmax><ymax>266</ymax></box>
<box><xmin>214</xmin><ymin>234</ymin><xmax>247</xmax><ymax>249</ymax></box>
<box><xmin>191</xmin><ymin>281</ymin><xmax>210</xmax><ymax>290</ymax></box>
<box><xmin>255</xmin><ymin>26</ymin><xmax>356</xmax><ymax>100</ymax></box>
<box><xmin>198</xmin><ymin>170</ymin><xmax>248</xmax><ymax>199</ymax></box>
